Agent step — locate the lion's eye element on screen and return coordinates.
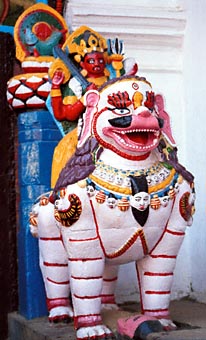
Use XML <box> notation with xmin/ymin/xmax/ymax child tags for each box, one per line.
<box><xmin>112</xmin><ymin>108</ymin><xmax>130</xmax><ymax>115</ymax></box>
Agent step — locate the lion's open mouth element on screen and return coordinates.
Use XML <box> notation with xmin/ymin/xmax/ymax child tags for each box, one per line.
<box><xmin>125</xmin><ymin>130</ymin><xmax>150</xmax><ymax>144</ymax></box>
<box><xmin>111</xmin><ymin>129</ymin><xmax>160</xmax><ymax>151</ymax></box>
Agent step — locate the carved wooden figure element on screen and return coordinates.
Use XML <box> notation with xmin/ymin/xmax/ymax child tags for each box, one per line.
<box><xmin>31</xmin><ymin>75</ymin><xmax>195</xmax><ymax>339</ymax></box>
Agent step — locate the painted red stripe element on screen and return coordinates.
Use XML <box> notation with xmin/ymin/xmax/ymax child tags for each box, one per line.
<box><xmin>74</xmin><ymin>294</ymin><xmax>100</xmax><ymax>300</ymax></box>
<box><xmin>143</xmin><ymin>308</ymin><xmax>169</xmax><ymax>313</ymax></box>
<box><xmin>74</xmin><ymin>314</ymin><xmax>101</xmax><ymax>330</ymax></box>
<box><xmin>144</xmin><ymin>272</ymin><xmax>173</xmax><ymax>277</ymax></box>
<box><xmin>69</xmin><ymin>236</ymin><xmax>98</xmax><ymax>242</ymax></box>
<box><xmin>71</xmin><ymin>275</ymin><xmax>102</xmax><ymax>280</ymax></box>
<box><xmin>103</xmin><ymin>277</ymin><xmax>118</xmax><ymax>282</ymax></box>
<box><xmin>150</xmin><ymin>254</ymin><xmax>176</xmax><ymax>259</ymax></box>
<box><xmin>145</xmin><ymin>290</ymin><xmax>170</xmax><ymax>295</ymax></box>
<box><xmin>43</xmin><ymin>261</ymin><xmax>68</xmax><ymax>267</ymax></box>
<box><xmin>166</xmin><ymin>229</ymin><xmax>185</xmax><ymax>236</ymax></box>
<box><xmin>47</xmin><ymin>277</ymin><xmax>70</xmax><ymax>285</ymax></box>
<box><xmin>40</xmin><ymin>237</ymin><xmax>62</xmax><ymax>241</ymax></box>
<box><xmin>69</xmin><ymin>257</ymin><xmax>103</xmax><ymax>262</ymax></box>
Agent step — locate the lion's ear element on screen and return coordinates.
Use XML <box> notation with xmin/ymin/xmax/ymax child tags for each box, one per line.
<box><xmin>78</xmin><ymin>90</ymin><xmax>100</xmax><ymax>147</ymax></box>
<box><xmin>155</xmin><ymin>94</ymin><xmax>176</xmax><ymax>147</ymax></box>
<box><xmin>84</xmin><ymin>90</ymin><xmax>100</xmax><ymax>107</ymax></box>
<box><xmin>155</xmin><ymin>93</ymin><xmax>165</xmax><ymax>112</ymax></box>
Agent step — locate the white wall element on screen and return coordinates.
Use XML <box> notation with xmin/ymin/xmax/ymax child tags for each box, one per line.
<box><xmin>182</xmin><ymin>0</ymin><xmax>206</xmax><ymax>303</ymax></box>
<box><xmin>64</xmin><ymin>0</ymin><xmax>206</xmax><ymax>303</ymax></box>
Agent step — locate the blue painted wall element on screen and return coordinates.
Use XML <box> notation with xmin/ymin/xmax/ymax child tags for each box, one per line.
<box><xmin>17</xmin><ymin>109</ymin><xmax>62</xmax><ymax>318</ymax></box>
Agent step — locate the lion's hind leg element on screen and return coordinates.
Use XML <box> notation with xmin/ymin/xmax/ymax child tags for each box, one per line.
<box><xmin>136</xmin><ymin>226</ymin><xmax>186</xmax><ymax>330</ymax></box>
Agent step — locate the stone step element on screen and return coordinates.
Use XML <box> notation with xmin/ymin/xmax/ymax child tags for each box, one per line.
<box><xmin>8</xmin><ymin>300</ymin><xmax>206</xmax><ymax>340</ymax></box>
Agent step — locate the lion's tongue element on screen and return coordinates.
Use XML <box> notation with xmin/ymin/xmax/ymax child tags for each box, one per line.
<box><xmin>127</xmin><ymin>132</ymin><xmax>149</xmax><ymax>144</ymax></box>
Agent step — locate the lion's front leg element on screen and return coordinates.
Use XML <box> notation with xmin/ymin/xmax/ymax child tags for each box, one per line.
<box><xmin>62</xmin><ymin>226</ymin><xmax>114</xmax><ymax>340</ymax></box>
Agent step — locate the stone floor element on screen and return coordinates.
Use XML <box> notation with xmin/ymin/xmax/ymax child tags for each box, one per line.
<box><xmin>8</xmin><ymin>299</ymin><xmax>206</xmax><ymax>340</ymax></box>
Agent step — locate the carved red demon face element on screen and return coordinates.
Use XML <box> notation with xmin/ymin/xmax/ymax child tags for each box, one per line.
<box><xmin>92</xmin><ymin>77</ymin><xmax>163</xmax><ymax>160</ymax></box>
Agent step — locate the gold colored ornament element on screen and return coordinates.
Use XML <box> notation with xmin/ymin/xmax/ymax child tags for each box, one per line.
<box><xmin>40</xmin><ymin>196</ymin><xmax>49</xmax><ymax>206</ymax></box>
<box><xmin>57</xmin><ymin>194</ymin><xmax>82</xmax><ymax>227</ymax></box>
<box><xmin>81</xmin><ymin>69</ymin><xmax>88</xmax><ymax>77</ymax></box>
<box><xmin>54</xmin><ymin>209</ymin><xmax>61</xmax><ymax>223</ymax></box>
<box><xmin>133</xmin><ymin>91</ymin><xmax>143</xmax><ymax>109</ymax></box>
<box><xmin>117</xmin><ymin>197</ymin><xmax>130</xmax><ymax>211</ymax></box>
<box><xmin>191</xmin><ymin>205</ymin><xmax>195</xmax><ymax>216</ymax></box>
<box><xmin>150</xmin><ymin>195</ymin><xmax>161</xmax><ymax>210</ymax></box>
<box><xmin>29</xmin><ymin>213</ymin><xmax>38</xmax><ymax>226</ymax></box>
<box><xmin>62</xmin><ymin>25</ymin><xmax>107</xmax><ymax>62</ymax></box>
<box><xmin>95</xmin><ymin>191</ymin><xmax>106</xmax><ymax>204</ymax></box>
<box><xmin>168</xmin><ymin>186</ymin><xmax>175</xmax><ymax>200</ymax></box>
<box><xmin>60</xmin><ymin>188</ymin><xmax>66</xmax><ymax>198</ymax></box>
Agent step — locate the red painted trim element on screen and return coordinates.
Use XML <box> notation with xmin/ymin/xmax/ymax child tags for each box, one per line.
<box><xmin>150</xmin><ymin>254</ymin><xmax>177</xmax><ymax>259</ymax></box>
<box><xmin>166</xmin><ymin>229</ymin><xmax>185</xmax><ymax>236</ymax></box>
<box><xmin>43</xmin><ymin>261</ymin><xmax>68</xmax><ymax>267</ymax></box>
<box><xmin>136</xmin><ymin>262</ymin><xmax>144</xmax><ymax>314</ymax></box>
<box><xmin>74</xmin><ymin>294</ymin><xmax>101</xmax><ymax>300</ymax></box>
<box><xmin>149</xmin><ymin>198</ymin><xmax>176</xmax><ymax>254</ymax></box>
<box><xmin>47</xmin><ymin>297</ymin><xmax>70</xmax><ymax>311</ymax></box>
<box><xmin>144</xmin><ymin>272</ymin><xmax>173</xmax><ymax>277</ymax></box>
<box><xmin>139</xmin><ymin>230</ymin><xmax>149</xmax><ymax>255</ymax></box>
<box><xmin>71</xmin><ymin>275</ymin><xmax>102</xmax><ymax>280</ymax></box>
<box><xmin>69</xmin><ymin>236</ymin><xmax>99</xmax><ymax>242</ymax></box>
<box><xmin>74</xmin><ymin>314</ymin><xmax>102</xmax><ymax>330</ymax></box>
<box><xmin>47</xmin><ymin>277</ymin><xmax>70</xmax><ymax>285</ymax></box>
<box><xmin>103</xmin><ymin>277</ymin><xmax>118</xmax><ymax>282</ymax></box>
<box><xmin>69</xmin><ymin>257</ymin><xmax>103</xmax><ymax>262</ymax></box>
<box><xmin>143</xmin><ymin>308</ymin><xmax>169</xmax><ymax>313</ymax></box>
<box><xmin>89</xmin><ymin>199</ymin><xmax>106</xmax><ymax>256</ymax></box>
<box><xmin>145</xmin><ymin>290</ymin><xmax>170</xmax><ymax>295</ymax></box>
<box><xmin>40</xmin><ymin>237</ymin><xmax>62</xmax><ymax>241</ymax></box>
<box><xmin>90</xmin><ymin>199</ymin><xmax>148</xmax><ymax>258</ymax></box>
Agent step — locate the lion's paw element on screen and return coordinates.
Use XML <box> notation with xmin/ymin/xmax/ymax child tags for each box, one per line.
<box><xmin>76</xmin><ymin>325</ymin><xmax>114</xmax><ymax>340</ymax></box>
<box><xmin>49</xmin><ymin>306</ymin><xmax>73</xmax><ymax>323</ymax></box>
<box><xmin>159</xmin><ymin>318</ymin><xmax>177</xmax><ymax>331</ymax></box>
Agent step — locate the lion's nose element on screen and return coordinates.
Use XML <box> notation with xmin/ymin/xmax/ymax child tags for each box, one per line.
<box><xmin>133</xmin><ymin>106</ymin><xmax>151</xmax><ymax>117</ymax></box>
<box><xmin>138</xmin><ymin>110</ymin><xmax>151</xmax><ymax>118</ymax></box>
